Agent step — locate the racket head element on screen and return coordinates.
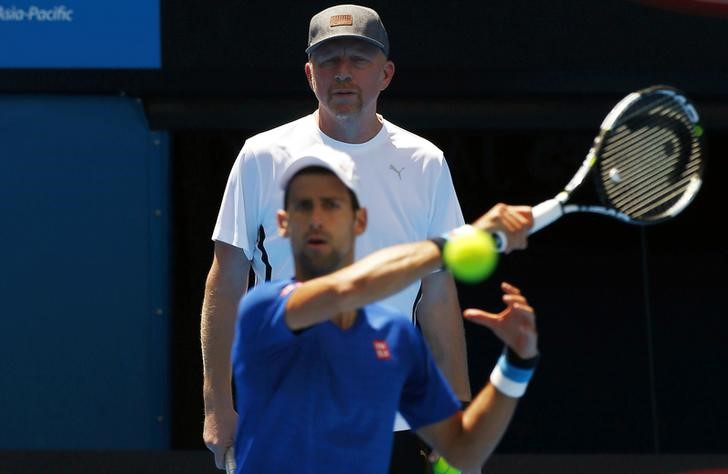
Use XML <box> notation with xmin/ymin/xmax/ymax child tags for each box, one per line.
<box><xmin>591</xmin><ymin>85</ymin><xmax>706</xmax><ymax>224</ymax></box>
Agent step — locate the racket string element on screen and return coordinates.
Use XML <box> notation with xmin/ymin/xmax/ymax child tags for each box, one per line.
<box><xmin>604</xmin><ymin>119</ymin><xmax>679</xmax><ymax>167</ymax></box>
<box><xmin>604</xmin><ymin>127</ymin><xmax>681</xmax><ymax>187</ymax></box>
<box><xmin>605</xmin><ymin>130</ymin><xmax>682</xmax><ymax>199</ymax></box>
<box><xmin>606</xmin><ymin>155</ymin><xmax>698</xmax><ymax>217</ymax></box>
<box><xmin>603</xmin><ymin>102</ymin><xmax>689</xmax><ymax>163</ymax></box>
<box><xmin>627</xmin><ymin>177</ymin><xmax>702</xmax><ymax>218</ymax></box>
<box><xmin>618</xmin><ymin>175</ymin><xmax>699</xmax><ymax>218</ymax></box>
<box><xmin>598</xmin><ymin>97</ymin><xmax>702</xmax><ymax>219</ymax></box>
<box><xmin>604</xmin><ymin>126</ymin><xmax>682</xmax><ymax>195</ymax></box>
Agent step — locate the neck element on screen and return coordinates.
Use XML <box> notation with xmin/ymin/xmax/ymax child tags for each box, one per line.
<box><xmin>294</xmin><ymin>254</ymin><xmax>359</xmax><ymax>330</ymax></box>
<box><xmin>331</xmin><ymin>310</ymin><xmax>358</xmax><ymax>330</ymax></box>
<box><xmin>292</xmin><ymin>272</ymin><xmax>358</xmax><ymax>330</ymax></box>
<box><xmin>316</xmin><ymin>109</ymin><xmax>383</xmax><ymax>144</ymax></box>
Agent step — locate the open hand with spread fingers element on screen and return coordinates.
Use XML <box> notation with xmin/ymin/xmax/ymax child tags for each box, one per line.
<box><xmin>462</xmin><ymin>282</ymin><xmax>538</xmax><ymax>360</ymax></box>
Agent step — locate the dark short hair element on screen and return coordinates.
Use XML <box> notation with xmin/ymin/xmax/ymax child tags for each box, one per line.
<box><xmin>283</xmin><ymin>166</ymin><xmax>360</xmax><ymax>211</ymax></box>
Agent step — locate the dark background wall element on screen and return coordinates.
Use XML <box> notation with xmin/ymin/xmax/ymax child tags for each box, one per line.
<box><xmin>2</xmin><ymin>0</ymin><xmax>727</xmax><ymax>461</ymax></box>
<box><xmin>0</xmin><ymin>96</ymin><xmax>170</xmax><ymax>449</ymax></box>
<box><xmin>3</xmin><ymin>0</ymin><xmax>728</xmax><ymax>100</ymax></box>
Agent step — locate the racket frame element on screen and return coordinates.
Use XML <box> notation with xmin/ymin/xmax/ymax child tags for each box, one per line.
<box><xmin>531</xmin><ymin>85</ymin><xmax>704</xmax><ymax>233</ymax></box>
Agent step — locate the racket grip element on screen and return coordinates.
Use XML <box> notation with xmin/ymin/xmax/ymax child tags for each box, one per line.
<box><xmin>224</xmin><ymin>447</ymin><xmax>236</xmax><ymax>474</ymax></box>
<box><xmin>492</xmin><ymin>198</ymin><xmax>563</xmax><ymax>252</ymax></box>
<box><xmin>530</xmin><ymin>198</ymin><xmax>563</xmax><ymax>234</ymax></box>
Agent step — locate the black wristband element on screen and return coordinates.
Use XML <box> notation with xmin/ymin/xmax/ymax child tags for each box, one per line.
<box><xmin>428</xmin><ymin>236</ymin><xmax>447</xmax><ymax>255</ymax></box>
<box><xmin>428</xmin><ymin>237</ymin><xmax>447</xmax><ymax>271</ymax></box>
<box><xmin>505</xmin><ymin>346</ymin><xmax>540</xmax><ymax>369</ymax></box>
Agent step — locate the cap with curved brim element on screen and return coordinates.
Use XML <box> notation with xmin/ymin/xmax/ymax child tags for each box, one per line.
<box><xmin>306</xmin><ymin>4</ymin><xmax>389</xmax><ymax>56</ymax></box>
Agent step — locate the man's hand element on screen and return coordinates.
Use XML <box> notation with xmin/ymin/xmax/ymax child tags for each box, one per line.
<box><xmin>201</xmin><ymin>242</ymin><xmax>248</xmax><ymax>469</ymax></box>
<box><xmin>417</xmin><ymin>282</ymin><xmax>537</xmax><ymax>470</ymax></box>
<box><xmin>203</xmin><ymin>406</ymin><xmax>239</xmax><ymax>470</ymax></box>
<box><xmin>462</xmin><ymin>282</ymin><xmax>538</xmax><ymax>359</ymax></box>
<box><xmin>472</xmin><ymin>203</ymin><xmax>533</xmax><ymax>254</ymax></box>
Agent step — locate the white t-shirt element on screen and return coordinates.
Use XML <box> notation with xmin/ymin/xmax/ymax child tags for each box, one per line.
<box><xmin>213</xmin><ymin>113</ymin><xmax>465</xmax><ymax>429</ymax></box>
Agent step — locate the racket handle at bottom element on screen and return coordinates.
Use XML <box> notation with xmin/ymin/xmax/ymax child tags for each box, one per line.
<box><xmin>225</xmin><ymin>447</ymin><xmax>236</xmax><ymax>474</ymax></box>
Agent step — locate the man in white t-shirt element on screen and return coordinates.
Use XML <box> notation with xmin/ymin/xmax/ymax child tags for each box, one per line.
<box><xmin>201</xmin><ymin>4</ymin><xmax>532</xmax><ymax>472</ymax></box>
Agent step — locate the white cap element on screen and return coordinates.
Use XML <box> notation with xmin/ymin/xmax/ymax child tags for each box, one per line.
<box><xmin>279</xmin><ymin>144</ymin><xmax>360</xmax><ymax>198</ymax></box>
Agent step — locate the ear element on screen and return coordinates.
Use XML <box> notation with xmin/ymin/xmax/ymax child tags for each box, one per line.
<box><xmin>380</xmin><ymin>60</ymin><xmax>395</xmax><ymax>91</ymax></box>
<box><xmin>304</xmin><ymin>62</ymin><xmax>315</xmax><ymax>91</ymax></box>
<box><xmin>354</xmin><ymin>207</ymin><xmax>368</xmax><ymax>236</ymax></box>
<box><xmin>277</xmin><ymin>209</ymin><xmax>289</xmax><ymax>237</ymax></box>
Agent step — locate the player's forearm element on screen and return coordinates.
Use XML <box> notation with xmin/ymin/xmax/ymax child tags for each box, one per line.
<box><xmin>417</xmin><ymin>272</ymin><xmax>471</xmax><ymax>401</ymax></box>
<box><xmin>437</xmin><ymin>384</ymin><xmax>518</xmax><ymax>471</ymax></box>
<box><xmin>286</xmin><ymin>240</ymin><xmax>442</xmax><ymax>329</ymax></box>
<box><xmin>200</xmin><ymin>260</ymin><xmax>246</xmax><ymax>411</ymax></box>
<box><xmin>339</xmin><ymin>241</ymin><xmax>443</xmax><ymax>303</ymax></box>
<box><xmin>201</xmin><ymin>293</ymin><xmax>241</xmax><ymax>411</ymax></box>
<box><xmin>442</xmin><ymin>344</ymin><xmax>539</xmax><ymax>469</ymax></box>
<box><xmin>461</xmin><ymin>384</ymin><xmax>518</xmax><ymax>465</ymax></box>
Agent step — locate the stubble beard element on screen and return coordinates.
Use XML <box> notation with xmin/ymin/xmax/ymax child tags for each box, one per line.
<box><xmin>327</xmin><ymin>89</ymin><xmax>363</xmax><ymax>122</ymax></box>
<box><xmin>330</xmin><ymin>102</ymin><xmax>362</xmax><ymax>122</ymax></box>
<box><xmin>298</xmin><ymin>249</ymin><xmax>344</xmax><ymax>280</ymax></box>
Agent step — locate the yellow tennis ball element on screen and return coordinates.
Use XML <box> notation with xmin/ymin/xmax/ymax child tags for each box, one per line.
<box><xmin>442</xmin><ymin>225</ymin><xmax>498</xmax><ymax>283</ymax></box>
<box><xmin>432</xmin><ymin>457</ymin><xmax>461</xmax><ymax>474</ymax></box>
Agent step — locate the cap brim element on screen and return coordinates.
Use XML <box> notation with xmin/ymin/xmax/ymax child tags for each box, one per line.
<box><xmin>279</xmin><ymin>155</ymin><xmax>357</xmax><ymax>193</ymax></box>
<box><xmin>305</xmin><ymin>34</ymin><xmax>387</xmax><ymax>55</ymax></box>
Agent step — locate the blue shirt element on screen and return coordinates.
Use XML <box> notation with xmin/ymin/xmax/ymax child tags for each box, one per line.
<box><xmin>232</xmin><ymin>279</ymin><xmax>460</xmax><ymax>473</ymax></box>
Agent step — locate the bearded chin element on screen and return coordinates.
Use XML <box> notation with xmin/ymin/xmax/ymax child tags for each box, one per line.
<box><xmin>333</xmin><ymin>107</ymin><xmax>360</xmax><ymax>121</ymax></box>
<box><xmin>298</xmin><ymin>251</ymin><xmax>342</xmax><ymax>279</ymax></box>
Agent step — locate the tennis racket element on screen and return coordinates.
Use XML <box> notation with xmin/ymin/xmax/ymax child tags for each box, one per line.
<box><xmin>224</xmin><ymin>447</ymin><xmax>236</xmax><ymax>474</ymax></box>
<box><xmin>496</xmin><ymin>85</ymin><xmax>705</xmax><ymax>250</ymax></box>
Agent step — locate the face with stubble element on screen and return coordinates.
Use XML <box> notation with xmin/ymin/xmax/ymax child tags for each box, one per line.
<box><xmin>305</xmin><ymin>38</ymin><xmax>394</xmax><ymax>123</ymax></box>
<box><xmin>278</xmin><ymin>170</ymin><xmax>367</xmax><ymax>280</ymax></box>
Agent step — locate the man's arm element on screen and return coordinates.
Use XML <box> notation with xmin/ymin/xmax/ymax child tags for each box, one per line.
<box><xmin>284</xmin><ymin>240</ymin><xmax>443</xmax><ymax>330</ymax></box>
<box><xmin>416</xmin><ymin>202</ymin><xmax>534</xmax><ymax>403</ymax></box>
<box><xmin>284</xmin><ymin>203</ymin><xmax>533</xmax><ymax>332</ymax></box>
<box><xmin>417</xmin><ymin>271</ymin><xmax>471</xmax><ymax>401</ymax></box>
<box><xmin>201</xmin><ymin>241</ymin><xmax>249</xmax><ymax>469</ymax></box>
<box><xmin>416</xmin><ymin>283</ymin><xmax>539</xmax><ymax>471</ymax></box>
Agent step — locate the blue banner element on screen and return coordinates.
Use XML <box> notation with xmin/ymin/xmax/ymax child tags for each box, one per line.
<box><xmin>0</xmin><ymin>0</ymin><xmax>160</xmax><ymax>68</ymax></box>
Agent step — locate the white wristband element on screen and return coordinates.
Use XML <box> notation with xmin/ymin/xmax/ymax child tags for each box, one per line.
<box><xmin>489</xmin><ymin>353</ymin><xmax>535</xmax><ymax>398</ymax></box>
